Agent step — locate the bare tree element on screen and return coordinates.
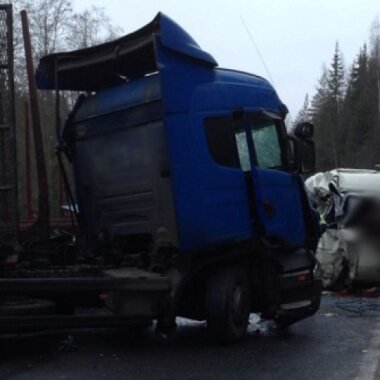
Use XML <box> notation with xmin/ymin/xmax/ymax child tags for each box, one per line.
<box><xmin>2</xmin><ymin>0</ymin><xmax>123</xmax><ymax>217</ymax></box>
<box><xmin>67</xmin><ymin>6</ymin><xmax>122</xmax><ymax>50</ymax></box>
<box><xmin>21</xmin><ymin>0</ymin><xmax>72</xmax><ymax>57</ymax></box>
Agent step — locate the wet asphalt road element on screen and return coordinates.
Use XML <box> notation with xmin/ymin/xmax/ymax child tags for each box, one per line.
<box><xmin>0</xmin><ymin>295</ymin><xmax>379</xmax><ymax>380</ymax></box>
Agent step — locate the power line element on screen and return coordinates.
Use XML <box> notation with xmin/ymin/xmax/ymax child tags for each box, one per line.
<box><xmin>240</xmin><ymin>15</ymin><xmax>276</xmax><ymax>87</ymax></box>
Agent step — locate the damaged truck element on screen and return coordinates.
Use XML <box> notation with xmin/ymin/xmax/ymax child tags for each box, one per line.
<box><xmin>0</xmin><ymin>13</ymin><xmax>322</xmax><ymax>341</ymax></box>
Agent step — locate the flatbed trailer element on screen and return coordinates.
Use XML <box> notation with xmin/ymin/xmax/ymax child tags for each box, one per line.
<box><xmin>0</xmin><ymin>268</ymin><xmax>171</xmax><ymax>334</ymax></box>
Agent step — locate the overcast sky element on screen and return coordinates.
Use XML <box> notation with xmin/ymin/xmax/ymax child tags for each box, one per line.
<box><xmin>74</xmin><ymin>0</ymin><xmax>380</xmax><ymax>119</ymax></box>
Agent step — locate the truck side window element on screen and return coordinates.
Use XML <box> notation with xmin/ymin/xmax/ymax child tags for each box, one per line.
<box><xmin>234</xmin><ymin>131</ymin><xmax>251</xmax><ymax>172</ymax></box>
<box><xmin>251</xmin><ymin>120</ymin><xmax>282</xmax><ymax>169</ymax></box>
<box><xmin>204</xmin><ymin>117</ymin><xmax>240</xmax><ymax>168</ymax></box>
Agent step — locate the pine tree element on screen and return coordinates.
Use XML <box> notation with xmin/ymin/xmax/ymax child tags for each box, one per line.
<box><xmin>344</xmin><ymin>45</ymin><xmax>372</xmax><ymax>166</ymax></box>
<box><xmin>300</xmin><ymin>21</ymin><xmax>380</xmax><ymax>171</ymax></box>
<box><xmin>293</xmin><ymin>94</ymin><xmax>311</xmax><ymax>127</ymax></box>
<box><xmin>311</xmin><ymin>66</ymin><xmax>335</xmax><ymax>170</ymax></box>
<box><xmin>328</xmin><ymin>42</ymin><xmax>345</xmax><ymax>103</ymax></box>
<box><xmin>310</xmin><ymin>43</ymin><xmax>346</xmax><ymax>171</ymax></box>
<box><xmin>326</xmin><ymin>42</ymin><xmax>345</xmax><ymax>167</ymax></box>
<box><xmin>370</xmin><ymin>18</ymin><xmax>380</xmax><ymax>166</ymax></box>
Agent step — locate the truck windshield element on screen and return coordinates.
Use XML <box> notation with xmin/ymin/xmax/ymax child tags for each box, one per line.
<box><xmin>234</xmin><ymin>118</ymin><xmax>283</xmax><ymax>171</ymax></box>
<box><xmin>251</xmin><ymin>120</ymin><xmax>282</xmax><ymax>169</ymax></box>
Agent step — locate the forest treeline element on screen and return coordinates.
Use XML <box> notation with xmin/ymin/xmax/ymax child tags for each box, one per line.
<box><xmin>294</xmin><ymin>20</ymin><xmax>380</xmax><ymax>171</ymax></box>
<box><xmin>0</xmin><ymin>0</ymin><xmax>122</xmax><ymax>219</ymax></box>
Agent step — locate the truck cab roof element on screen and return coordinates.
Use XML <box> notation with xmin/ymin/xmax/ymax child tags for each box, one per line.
<box><xmin>37</xmin><ymin>12</ymin><xmax>286</xmax><ymax>118</ymax></box>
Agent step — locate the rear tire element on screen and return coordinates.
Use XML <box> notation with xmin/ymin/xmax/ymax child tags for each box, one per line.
<box><xmin>206</xmin><ymin>266</ymin><xmax>250</xmax><ymax>343</ymax></box>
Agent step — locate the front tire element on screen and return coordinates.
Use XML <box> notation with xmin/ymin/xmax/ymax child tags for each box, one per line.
<box><xmin>206</xmin><ymin>266</ymin><xmax>250</xmax><ymax>343</ymax></box>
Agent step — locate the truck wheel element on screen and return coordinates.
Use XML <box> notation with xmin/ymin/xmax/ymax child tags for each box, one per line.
<box><xmin>206</xmin><ymin>267</ymin><xmax>250</xmax><ymax>343</ymax></box>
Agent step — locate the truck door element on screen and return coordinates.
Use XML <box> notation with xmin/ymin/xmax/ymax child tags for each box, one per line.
<box><xmin>234</xmin><ymin>111</ymin><xmax>306</xmax><ymax>249</ymax></box>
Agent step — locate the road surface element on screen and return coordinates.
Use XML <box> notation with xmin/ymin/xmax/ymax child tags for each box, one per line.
<box><xmin>1</xmin><ymin>295</ymin><xmax>380</xmax><ymax>380</ymax></box>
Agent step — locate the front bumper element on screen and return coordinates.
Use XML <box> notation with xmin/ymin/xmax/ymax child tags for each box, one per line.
<box><xmin>276</xmin><ymin>276</ymin><xmax>322</xmax><ymax>327</ymax></box>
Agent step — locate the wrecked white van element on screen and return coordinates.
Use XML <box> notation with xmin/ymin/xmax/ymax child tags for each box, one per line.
<box><xmin>306</xmin><ymin>169</ymin><xmax>380</xmax><ymax>288</ymax></box>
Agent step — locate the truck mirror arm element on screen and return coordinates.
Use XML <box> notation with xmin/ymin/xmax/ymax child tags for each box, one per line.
<box><xmin>286</xmin><ymin>135</ymin><xmax>301</xmax><ymax>174</ymax></box>
<box><xmin>286</xmin><ymin>135</ymin><xmax>316</xmax><ymax>175</ymax></box>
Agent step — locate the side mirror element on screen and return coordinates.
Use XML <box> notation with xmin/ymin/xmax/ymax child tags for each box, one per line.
<box><xmin>287</xmin><ymin>136</ymin><xmax>316</xmax><ymax>174</ymax></box>
<box><xmin>294</xmin><ymin>122</ymin><xmax>314</xmax><ymax>140</ymax></box>
<box><xmin>290</xmin><ymin>122</ymin><xmax>316</xmax><ymax>174</ymax></box>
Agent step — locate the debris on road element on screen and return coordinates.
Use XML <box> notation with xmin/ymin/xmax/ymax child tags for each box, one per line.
<box><xmin>323</xmin><ymin>313</ymin><xmax>337</xmax><ymax>317</ymax></box>
<box><xmin>323</xmin><ymin>295</ymin><xmax>380</xmax><ymax>317</ymax></box>
<box><xmin>248</xmin><ymin>314</ymin><xmax>277</xmax><ymax>335</ymax></box>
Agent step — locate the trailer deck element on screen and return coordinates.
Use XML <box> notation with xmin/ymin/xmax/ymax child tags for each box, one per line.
<box><xmin>0</xmin><ymin>267</ymin><xmax>171</xmax><ymax>334</ymax></box>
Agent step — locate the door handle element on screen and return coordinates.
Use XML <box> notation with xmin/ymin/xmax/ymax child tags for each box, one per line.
<box><xmin>263</xmin><ymin>200</ymin><xmax>276</xmax><ymax>217</ymax></box>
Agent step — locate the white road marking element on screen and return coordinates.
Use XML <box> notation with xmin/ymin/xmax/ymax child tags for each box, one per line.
<box><xmin>355</xmin><ymin>318</ymin><xmax>380</xmax><ymax>380</ymax></box>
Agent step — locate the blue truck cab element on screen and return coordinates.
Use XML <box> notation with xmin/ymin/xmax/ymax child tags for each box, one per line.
<box><xmin>33</xmin><ymin>13</ymin><xmax>322</xmax><ymax>341</ymax></box>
